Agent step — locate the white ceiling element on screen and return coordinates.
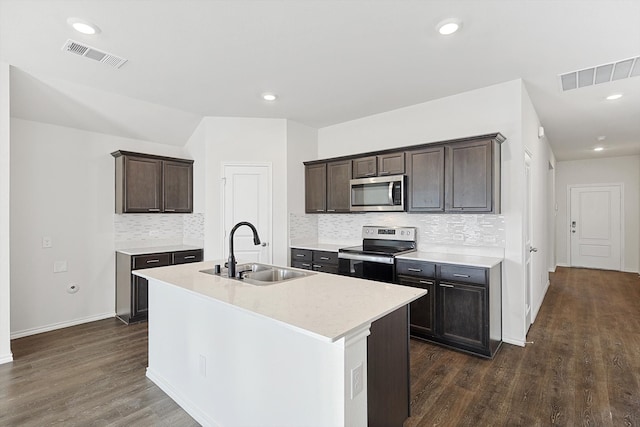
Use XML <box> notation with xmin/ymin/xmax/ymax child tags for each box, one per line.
<box><xmin>1</xmin><ymin>0</ymin><xmax>639</xmax><ymax>159</ymax></box>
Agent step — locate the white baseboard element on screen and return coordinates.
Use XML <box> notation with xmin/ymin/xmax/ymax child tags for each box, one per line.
<box><xmin>0</xmin><ymin>353</ymin><xmax>13</xmax><ymax>365</ymax></box>
<box><xmin>146</xmin><ymin>368</ymin><xmax>220</xmax><ymax>427</ymax></box>
<box><xmin>555</xmin><ymin>263</ymin><xmax>569</xmax><ymax>268</ymax></box>
<box><xmin>10</xmin><ymin>312</ymin><xmax>115</xmax><ymax>339</ymax></box>
<box><xmin>548</xmin><ymin>265</ymin><xmax>557</xmax><ymax>273</ymax></box>
<box><xmin>502</xmin><ymin>337</ymin><xmax>526</xmax><ymax>347</ymax></box>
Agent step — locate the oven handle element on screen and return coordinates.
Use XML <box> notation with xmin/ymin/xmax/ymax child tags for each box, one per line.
<box><xmin>338</xmin><ymin>252</ymin><xmax>395</xmax><ymax>265</ymax></box>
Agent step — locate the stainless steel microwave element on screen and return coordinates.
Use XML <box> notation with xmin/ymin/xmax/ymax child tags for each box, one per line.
<box><xmin>350</xmin><ymin>175</ymin><xmax>405</xmax><ymax>212</ymax></box>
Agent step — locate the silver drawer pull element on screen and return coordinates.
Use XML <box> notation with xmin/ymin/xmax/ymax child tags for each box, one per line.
<box><xmin>408</xmin><ymin>268</ymin><xmax>422</xmax><ymax>272</ymax></box>
<box><xmin>184</xmin><ymin>256</ymin><xmax>195</xmax><ymax>260</ymax></box>
<box><xmin>453</xmin><ymin>273</ymin><xmax>470</xmax><ymax>278</ymax></box>
<box><xmin>148</xmin><ymin>208</ymin><xmax>160</xmax><ymax>212</ymax></box>
<box><xmin>295</xmin><ymin>254</ymin><xmax>306</xmax><ymax>257</ymax></box>
<box><xmin>327</xmin><ymin>209</ymin><xmax>336</xmax><ymax>212</ymax></box>
<box><xmin>302</xmin><ymin>263</ymin><xmax>311</xmax><ymax>267</ymax></box>
<box><xmin>320</xmin><ymin>257</ymin><xmax>330</xmax><ymax>260</ymax></box>
<box><xmin>146</xmin><ymin>259</ymin><xmax>160</xmax><ymax>264</ymax></box>
<box><xmin>316</xmin><ymin>209</ymin><xmax>324</xmax><ymax>212</ymax></box>
<box><xmin>419</xmin><ymin>280</ymin><xmax>432</xmax><ymax>285</ymax></box>
<box><xmin>365</xmin><ymin>172</ymin><xmax>375</xmax><ymax>176</ymax></box>
<box><xmin>440</xmin><ymin>283</ymin><xmax>454</xmax><ymax>288</ymax></box>
<box><xmin>165</xmin><ymin>209</ymin><xmax>176</xmax><ymax>212</ymax></box>
<box><xmin>313</xmin><ymin>265</ymin><xmax>322</xmax><ymax>268</ymax></box>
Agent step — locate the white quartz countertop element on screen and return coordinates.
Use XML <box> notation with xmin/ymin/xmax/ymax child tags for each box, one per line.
<box><xmin>134</xmin><ymin>260</ymin><xmax>426</xmax><ymax>343</ymax></box>
<box><xmin>396</xmin><ymin>251</ymin><xmax>503</xmax><ymax>268</ymax></box>
<box><xmin>290</xmin><ymin>242</ymin><xmax>353</xmax><ymax>252</ymax></box>
<box><xmin>117</xmin><ymin>245</ymin><xmax>203</xmax><ymax>256</ymax></box>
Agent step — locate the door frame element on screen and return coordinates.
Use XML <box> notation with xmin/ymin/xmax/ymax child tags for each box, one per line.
<box><xmin>220</xmin><ymin>162</ymin><xmax>273</xmax><ymax>264</ymax></box>
<box><xmin>566</xmin><ymin>183</ymin><xmax>624</xmax><ymax>271</ymax></box>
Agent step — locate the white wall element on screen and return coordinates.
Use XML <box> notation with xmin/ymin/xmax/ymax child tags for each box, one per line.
<box><xmin>195</xmin><ymin>117</ymin><xmax>289</xmax><ymax>266</ymax></box>
<box><xmin>286</xmin><ymin>121</ymin><xmax>317</xmax><ymax>216</ymax></box>
<box><xmin>555</xmin><ymin>155</ymin><xmax>640</xmax><ymax>273</ymax></box>
<box><xmin>318</xmin><ymin>79</ymin><xmax>541</xmax><ymax>346</ymax></box>
<box><xmin>0</xmin><ymin>62</ymin><xmax>12</xmax><ymax>364</ymax></box>
<box><xmin>9</xmin><ymin>119</ymin><xmax>188</xmax><ymax>336</ymax></box>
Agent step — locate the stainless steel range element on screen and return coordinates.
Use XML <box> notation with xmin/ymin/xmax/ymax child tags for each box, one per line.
<box><xmin>338</xmin><ymin>226</ymin><xmax>417</xmax><ymax>283</ymax></box>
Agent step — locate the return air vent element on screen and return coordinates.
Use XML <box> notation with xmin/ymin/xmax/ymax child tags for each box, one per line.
<box><xmin>559</xmin><ymin>56</ymin><xmax>640</xmax><ymax>91</ymax></box>
<box><xmin>61</xmin><ymin>39</ymin><xmax>127</xmax><ymax>69</ymax></box>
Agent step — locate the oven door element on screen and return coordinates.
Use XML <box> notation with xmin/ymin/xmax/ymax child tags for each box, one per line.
<box><xmin>338</xmin><ymin>252</ymin><xmax>395</xmax><ymax>283</ymax></box>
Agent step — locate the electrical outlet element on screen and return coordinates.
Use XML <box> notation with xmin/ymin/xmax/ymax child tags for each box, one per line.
<box><xmin>53</xmin><ymin>260</ymin><xmax>68</xmax><ymax>273</ymax></box>
<box><xmin>42</xmin><ymin>236</ymin><xmax>52</xmax><ymax>248</ymax></box>
<box><xmin>351</xmin><ymin>363</ymin><xmax>363</xmax><ymax>399</ymax></box>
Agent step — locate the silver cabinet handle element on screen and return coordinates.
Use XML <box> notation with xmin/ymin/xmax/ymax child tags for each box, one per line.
<box><xmin>327</xmin><ymin>209</ymin><xmax>336</xmax><ymax>212</ymax></box>
<box><xmin>408</xmin><ymin>268</ymin><xmax>422</xmax><ymax>272</ymax></box>
<box><xmin>316</xmin><ymin>209</ymin><xmax>324</xmax><ymax>212</ymax></box>
<box><xmin>419</xmin><ymin>280</ymin><xmax>433</xmax><ymax>285</ymax></box>
<box><xmin>440</xmin><ymin>283</ymin><xmax>454</xmax><ymax>288</ymax></box>
<box><xmin>165</xmin><ymin>209</ymin><xmax>175</xmax><ymax>212</ymax></box>
<box><xmin>146</xmin><ymin>259</ymin><xmax>160</xmax><ymax>264</ymax></box>
<box><xmin>320</xmin><ymin>257</ymin><xmax>330</xmax><ymax>261</ymax></box>
<box><xmin>365</xmin><ymin>172</ymin><xmax>376</xmax><ymax>176</ymax></box>
<box><xmin>295</xmin><ymin>254</ymin><xmax>305</xmax><ymax>257</ymax></box>
<box><xmin>301</xmin><ymin>263</ymin><xmax>311</xmax><ymax>267</ymax></box>
<box><xmin>453</xmin><ymin>273</ymin><xmax>470</xmax><ymax>278</ymax></box>
<box><xmin>184</xmin><ymin>256</ymin><xmax>195</xmax><ymax>260</ymax></box>
<box><xmin>379</xmin><ymin>171</ymin><xmax>390</xmax><ymax>175</ymax></box>
<box><xmin>148</xmin><ymin>208</ymin><xmax>160</xmax><ymax>212</ymax></box>
<box><xmin>313</xmin><ymin>264</ymin><xmax>322</xmax><ymax>269</ymax></box>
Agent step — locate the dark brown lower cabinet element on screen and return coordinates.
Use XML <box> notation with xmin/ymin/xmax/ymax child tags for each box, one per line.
<box><xmin>368</xmin><ymin>305</ymin><xmax>409</xmax><ymax>427</ymax></box>
<box><xmin>116</xmin><ymin>248</ymin><xmax>203</xmax><ymax>324</ymax></box>
<box><xmin>290</xmin><ymin>248</ymin><xmax>339</xmax><ymax>275</ymax></box>
<box><xmin>396</xmin><ymin>259</ymin><xmax>502</xmax><ymax>358</ymax></box>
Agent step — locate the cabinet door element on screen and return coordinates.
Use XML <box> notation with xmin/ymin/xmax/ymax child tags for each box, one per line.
<box><xmin>305</xmin><ymin>163</ymin><xmax>327</xmax><ymax>213</ymax></box>
<box><xmin>132</xmin><ymin>276</ymin><xmax>149</xmax><ymax>320</ymax></box>
<box><xmin>352</xmin><ymin>156</ymin><xmax>377</xmax><ymax>178</ymax></box>
<box><xmin>445</xmin><ymin>139</ymin><xmax>493</xmax><ymax>212</ymax></box>
<box><xmin>123</xmin><ymin>156</ymin><xmax>163</xmax><ymax>213</ymax></box>
<box><xmin>398</xmin><ymin>275</ymin><xmax>436</xmax><ymax>339</ymax></box>
<box><xmin>164</xmin><ymin>160</ymin><xmax>193</xmax><ymax>213</ymax></box>
<box><xmin>437</xmin><ymin>281</ymin><xmax>488</xmax><ymax>353</ymax></box>
<box><xmin>326</xmin><ymin>160</ymin><xmax>351</xmax><ymax>213</ymax></box>
<box><xmin>378</xmin><ymin>152</ymin><xmax>405</xmax><ymax>175</ymax></box>
<box><xmin>406</xmin><ymin>147</ymin><xmax>445</xmax><ymax>212</ymax></box>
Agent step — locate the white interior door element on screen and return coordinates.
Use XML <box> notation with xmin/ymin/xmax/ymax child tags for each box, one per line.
<box><xmin>524</xmin><ymin>153</ymin><xmax>533</xmax><ymax>329</ymax></box>
<box><xmin>569</xmin><ymin>185</ymin><xmax>622</xmax><ymax>270</ymax></box>
<box><xmin>222</xmin><ymin>164</ymin><xmax>272</xmax><ymax>264</ymax></box>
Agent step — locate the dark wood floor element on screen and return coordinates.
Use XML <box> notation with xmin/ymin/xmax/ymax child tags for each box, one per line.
<box><xmin>1</xmin><ymin>267</ymin><xmax>638</xmax><ymax>426</ymax></box>
<box><xmin>406</xmin><ymin>267</ymin><xmax>640</xmax><ymax>427</ymax></box>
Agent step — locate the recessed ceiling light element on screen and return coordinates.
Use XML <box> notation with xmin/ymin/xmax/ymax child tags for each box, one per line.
<box><xmin>606</xmin><ymin>93</ymin><xmax>623</xmax><ymax>100</ymax></box>
<box><xmin>262</xmin><ymin>93</ymin><xmax>277</xmax><ymax>101</ymax></box>
<box><xmin>67</xmin><ymin>17</ymin><xmax>101</xmax><ymax>35</ymax></box>
<box><xmin>593</xmin><ymin>147</ymin><xmax>604</xmax><ymax>152</ymax></box>
<box><xmin>597</xmin><ymin>136</ymin><xmax>606</xmax><ymax>141</ymax></box>
<box><xmin>436</xmin><ymin>19</ymin><xmax>462</xmax><ymax>35</ymax></box>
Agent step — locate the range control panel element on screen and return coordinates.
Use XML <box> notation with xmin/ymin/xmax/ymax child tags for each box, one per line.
<box><xmin>362</xmin><ymin>226</ymin><xmax>416</xmax><ymax>241</ymax></box>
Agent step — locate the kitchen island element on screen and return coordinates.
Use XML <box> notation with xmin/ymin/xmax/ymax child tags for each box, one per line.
<box><xmin>134</xmin><ymin>260</ymin><xmax>426</xmax><ymax>427</ymax></box>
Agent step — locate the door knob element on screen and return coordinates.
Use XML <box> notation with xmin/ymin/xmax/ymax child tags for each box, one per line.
<box><xmin>529</xmin><ymin>247</ymin><xmax>538</xmax><ymax>253</ymax></box>
<box><xmin>261</xmin><ymin>242</ymin><xmax>268</xmax><ymax>247</ymax></box>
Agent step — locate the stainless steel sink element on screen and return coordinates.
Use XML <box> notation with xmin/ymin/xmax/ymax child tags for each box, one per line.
<box><xmin>200</xmin><ymin>263</ymin><xmax>314</xmax><ymax>285</ymax></box>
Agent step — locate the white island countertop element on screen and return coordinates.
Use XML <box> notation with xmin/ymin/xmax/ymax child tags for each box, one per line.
<box><xmin>135</xmin><ymin>260</ymin><xmax>426</xmax><ymax>343</ymax></box>
<box><xmin>396</xmin><ymin>251</ymin><xmax>503</xmax><ymax>268</ymax></box>
<box><xmin>117</xmin><ymin>244</ymin><xmax>202</xmax><ymax>256</ymax></box>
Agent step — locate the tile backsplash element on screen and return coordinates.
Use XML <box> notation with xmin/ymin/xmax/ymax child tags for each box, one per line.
<box><xmin>114</xmin><ymin>213</ymin><xmax>204</xmax><ymax>249</ymax></box>
<box><xmin>290</xmin><ymin>212</ymin><xmax>505</xmax><ymax>253</ymax></box>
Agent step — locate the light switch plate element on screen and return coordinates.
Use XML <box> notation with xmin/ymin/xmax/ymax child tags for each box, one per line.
<box><xmin>54</xmin><ymin>260</ymin><xmax>68</xmax><ymax>273</ymax></box>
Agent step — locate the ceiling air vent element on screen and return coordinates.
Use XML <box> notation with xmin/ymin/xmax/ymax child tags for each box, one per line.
<box><xmin>61</xmin><ymin>39</ymin><xmax>128</xmax><ymax>69</ymax></box>
<box><xmin>559</xmin><ymin>56</ymin><xmax>640</xmax><ymax>91</ymax></box>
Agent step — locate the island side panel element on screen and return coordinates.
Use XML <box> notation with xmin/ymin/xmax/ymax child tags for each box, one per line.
<box><xmin>146</xmin><ymin>278</ymin><xmax>369</xmax><ymax>427</ymax></box>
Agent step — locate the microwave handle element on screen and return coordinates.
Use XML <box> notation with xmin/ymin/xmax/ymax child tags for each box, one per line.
<box><xmin>388</xmin><ymin>181</ymin><xmax>394</xmax><ymax>205</ymax></box>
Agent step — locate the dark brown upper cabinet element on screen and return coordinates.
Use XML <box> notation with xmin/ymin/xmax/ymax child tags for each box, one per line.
<box><xmin>305</xmin><ymin>160</ymin><xmax>350</xmax><ymax>213</ymax></box>
<box><xmin>352</xmin><ymin>156</ymin><xmax>377</xmax><ymax>178</ymax></box>
<box><xmin>378</xmin><ymin>152</ymin><xmax>405</xmax><ymax>176</ymax></box>
<box><xmin>112</xmin><ymin>151</ymin><xmax>194</xmax><ymax>214</ymax></box>
<box><xmin>326</xmin><ymin>160</ymin><xmax>351</xmax><ymax>213</ymax></box>
<box><xmin>305</xmin><ymin>163</ymin><xmax>327</xmax><ymax>213</ymax></box>
<box><xmin>445</xmin><ymin>138</ymin><xmax>500</xmax><ymax>213</ymax></box>
<box><xmin>406</xmin><ymin>147</ymin><xmax>445</xmax><ymax>212</ymax></box>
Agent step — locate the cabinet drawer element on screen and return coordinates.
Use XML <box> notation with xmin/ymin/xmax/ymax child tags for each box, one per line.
<box><xmin>292</xmin><ymin>261</ymin><xmax>313</xmax><ymax>270</ymax></box>
<box><xmin>439</xmin><ymin>264</ymin><xmax>487</xmax><ymax>285</ymax></box>
<box><xmin>173</xmin><ymin>249</ymin><xmax>203</xmax><ymax>265</ymax></box>
<box><xmin>312</xmin><ymin>263</ymin><xmax>339</xmax><ymax>274</ymax></box>
<box><xmin>291</xmin><ymin>248</ymin><xmax>313</xmax><ymax>262</ymax></box>
<box><xmin>313</xmin><ymin>250</ymin><xmax>338</xmax><ymax>265</ymax></box>
<box><xmin>133</xmin><ymin>253</ymin><xmax>171</xmax><ymax>270</ymax></box>
<box><xmin>396</xmin><ymin>260</ymin><xmax>436</xmax><ymax>277</ymax></box>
